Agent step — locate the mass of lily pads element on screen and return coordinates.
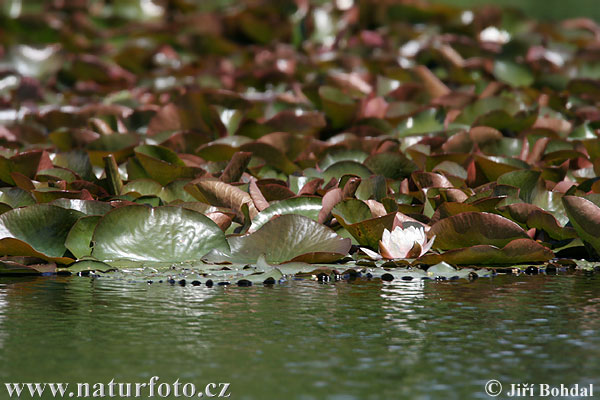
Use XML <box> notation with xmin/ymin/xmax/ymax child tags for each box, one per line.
<box><xmin>0</xmin><ymin>0</ymin><xmax>600</xmax><ymax>284</ymax></box>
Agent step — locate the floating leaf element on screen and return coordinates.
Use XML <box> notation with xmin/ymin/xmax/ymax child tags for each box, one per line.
<box><xmin>0</xmin><ymin>259</ymin><xmax>57</xmax><ymax>275</ymax></box>
<box><xmin>134</xmin><ymin>145</ymin><xmax>200</xmax><ymax>186</ymax></box>
<box><xmin>499</xmin><ymin>203</ymin><xmax>577</xmax><ymax>241</ymax></box>
<box><xmin>0</xmin><ymin>188</ymin><xmax>35</xmax><ymax>208</ymax></box>
<box><xmin>319</xmin><ymin>86</ymin><xmax>358</xmax><ymax>129</ymax></box>
<box><xmin>364</xmin><ymin>152</ymin><xmax>417</xmax><ymax>179</ymax></box>
<box><xmin>50</xmin><ymin>199</ymin><xmax>113</xmax><ymax>216</ymax></box>
<box><xmin>332</xmin><ymin>199</ymin><xmax>396</xmax><ymax>249</ymax></box>
<box><xmin>497</xmin><ymin>170</ymin><xmax>542</xmax><ymax>203</ymax></box>
<box><xmin>419</xmin><ymin>239</ymin><xmax>554</xmax><ymax>265</ymax></box>
<box><xmin>322</xmin><ymin>161</ymin><xmax>372</xmax><ymax>182</ymax></box>
<box><xmin>65</xmin><ymin>216</ymin><xmax>102</xmax><ymax>259</ymax></box>
<box><xmin>92</xmin><ymin>205</ymin><xmax>229</xmax><ymax>262</ymax></box>
<box><xmin>493</xmin><ymin>60</ymin><xmax>534</xmax><ymax>87</ymax></box>
<box><xmin>185</xmin><ymin>180</ymin><xmax>258</xmax><ymax>221</ymax></box>
<box><xmin>562</xmin><ymin>195</ymin><xmax>600</xmax><ymax>257</ymax></box>
<box><xmin>205</xmin><ymin>214</ymin><xmax>351</xmax><ymax>264</ymax></box>
<box><xmin>429</xmin><ymin>212</ymin><xmax>529</xmax><ymax>250</ymax></box>
<box><xmin>0</xmin><ymin>205</ymin><xmax>83</xmax><ymax>263</ymax></box>
<box><xmin>250</xmin><ymin>196</ymin><xmax>322</xmax><ymax>231</ymax></box>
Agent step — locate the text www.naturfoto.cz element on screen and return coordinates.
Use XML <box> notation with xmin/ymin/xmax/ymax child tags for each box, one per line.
<box><xmin>5</xmin><ymin>377</ymin><xmax>231</xmax><ymax>398</ymax></box>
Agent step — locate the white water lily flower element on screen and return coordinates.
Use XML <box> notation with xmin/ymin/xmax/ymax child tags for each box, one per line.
<box><xmin>377</xmin><ymin>225</ymin><xmax>435</xmax><ymax>260</ymax></box>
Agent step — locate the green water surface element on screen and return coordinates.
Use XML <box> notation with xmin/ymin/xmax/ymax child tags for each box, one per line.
<box><xmin>0</xmin><ymin>273</ymin><xmax>599</xmax><ymax>399</ymax></box>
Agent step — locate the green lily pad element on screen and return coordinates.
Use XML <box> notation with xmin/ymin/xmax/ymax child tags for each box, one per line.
<box><xmin>454</xmin><ymin>97</ymin><xmax>520</xmax><ymax>126</ymax></box>
<box><xmin>562</xmin><ymin>195</ymin><xmax>600</xmax><ymax>257</ymax></box>
<box><xmin>322</xmin><ymin>161</ymin><xmax>373</xmax><ymax>182</ymax></box>
<box><xmin>87</xmin><ymin>133</ymin><xmax>138</xmax><ymax>166</ymax></box>
<box><xmin>121</xmin><ymin>179</ymin><xmax>162</xmax><ymax>197</ymax></box>
<box><xmin>397</xmin><ymin>108</ymin><xmax>444</xmax><ymax>136</ymax></box>
<box><xmin>425</xmin><ymin>262</ymin><xmax>491</xmax><ymax>279</ymax></box>
<box><xmin>499</xmin><ymin>203</ymin><xmax>577</xmax><ymax>241</ymax></box>
<box><xmin>429</xmin><ymin>212</ymin><xmax>529</xmax><ymax>250</ymax></box>
<box><xmin>185</xmin><ymin>180</ymin><xmax>258</xmax><ymax>221</ymax></box>
<box><xmin>475</xmin><ymin>155</ymin><xmax>530</xmax><ymax>182</ymax></box>
<box><xmin>50</xmin><ymin>199</ymin><xmax>113</xmax><ymax>216</ymax></box>
<box><xmin>0</xmin><ymin>204</ymin><xmax>83</xmax><ymax>262</ymax></box>
<box><xmin>36</xmin><ymin>167</ymin><xmax>78</xmax><ymax>183</ymax></box>
<box><xmin>65</xmin><ymin>216</ymin><xmax>102</xmax><ymax>259</ymax></box>
<box><xmin>319</xmin><ymin>86</ymin><xmax>358</xmax><ymax>129</ymax></box>
<box><xmin>332</xmin><ymin>199</ymin><xmax>396</xmax><ymax>249</ymax></box>
<box><xmin>205</xmin><ymin>214</ymin><xmax>351</xmax><ymax>264</ymax></box>
<box><xmin>493</xmin><ymin>60</ymin><xmax>534</xmax><ymax>87</ymax></box>
<box><xmin>319</xmin><ymin>149</ymin><xmax>368</xmax><ymax>170</ymax></box>
<box><xmin>419</xmin><ymin>238</ymin><xmax>554</xmax><ymax>265</ymax></box>
<box><xmin>91</xmin><ymin>205</ymin><xmax>229</xmax><ymax>262</ymax></box>
<box><xmin>364</xmin><ymin>152</ymin><xmax>417</xmax><ymax>179</ymax></box>
<box><xmin>134</xmin><ymin>145</ymin><xmax>199</xmax><ymax>186</ymax></box>
<box><xmin>0</xmin><ymin>187</ymin><xmax>35</xmax><ymax>208</ymax></box>
<box><xmin>497</xmin><ymin>170</ymin><xmax>542</xmax><ymax>203</ymax></box>
<box><xmin>250</xmin><ymin>196</ymin><xmax>323</xmax><ymax>231</ymax></box>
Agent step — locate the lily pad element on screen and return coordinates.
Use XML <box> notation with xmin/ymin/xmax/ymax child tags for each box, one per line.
<box><xmin>205</xmin><ymin>214</ymin><xmax>351</xmax><ymax>264</ymax></box>
<box><xmin>493</xmin><ymin>60</ymin><xmax>534</xmax><ymax>87</ymax></box>
<box><xmin>91</xmin><ymin>205</ymin><xmax>229</xmax><ymax>262</ymax></box>
<box><xmin>364</xmin><ymin>152</ymin><xmax>417</xmax><ymax>179</ymax></box>
<box><xmin>332</xmin><ymin>199</ymin><xmax>396</xmax><ymax>249</ymax></box>
<box><xmin>429</xmin><ymin>212</ymin><xmax>529</xmax><ymax>250</ymax></box>
<box><xmin>134</xmin><ymin>145</ymin><xmax>200</xmax><ymax>186</ymax></box>
<box><xmin>0</xmin><ymin>204</ymin><xmax>83</xmax><ymax>263</ymax></box>
<box><xmin>65</xmin><ymin>216</ymin><xmax>102</xmax><ymax>259</ymax></box>
<box><xmin>562</xmin><ymin>195</ymin><xmax>600</xmax><ymax>257</ymax></box>
<box><xmin>50</xmin><ymin>199</ymin><xmax>113</xmax><ymax>216</ymax></box>
<box><xmin>250</xmin><ymin>196</ymin><xmax>322</xmax><ymax>231</ymax></box>
<box><xmin>419</xmin><ymin>238</ymin><xmax>554</xmax><ymax>265</ymax></box>
<box><xmin>185</xmin><ymin>180</ymin><xmax>258</xmax><ymax>221</ymax></box>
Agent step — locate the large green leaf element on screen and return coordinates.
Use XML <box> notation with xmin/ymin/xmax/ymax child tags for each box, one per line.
<box><xmin>322</xmin><ymin>161</ymin><xmax>372</xmax><ymax>182</ymax></box>
<box><xmin>497</xmin><ymin>170</ymin><xmax>542</xmax><ymax>203</ymax></box>
<box><xmin>50</xmin><ymin>199</ymin><xmax>113</xmax><ymax>216</ymax></box>
<box><xmin>0</xmin><ymin>150</ymin><xmax>47</xmax><ymax>185</ymax></box>
<box><xmin>134</xmin><ymin>145</ymin><xmax>199</xmax><ymax>186</ymax></box>
<box><xmin>364</xmin><ymin>152</ymin><xmax>417</xmax><ymax>179</ymax></box>
<box><xmin>332</xmin><ymin>199</ymin><xmax>395</xmax><ymax>249</ymax></box>
<box><xmin>475</xmin><ymin>155</ymin><xmax>530</xmax><ymax>182</ymax></box>
<box><xmin>429</xmin><ymin>212</ymin><xmax>529</xmax><ymax>250</ymax></box>
<box><xmin>0</xmin><ymin>204</ymin><xmax>83</xmax><ymax>262</ymax></box>
<box><xmin>91</xmin><ymin>205</ymin><xmax>229</xmax><ymax>262</ymax></box>
<box><xmin>419</xmin><ymin>239</ymin><xmax>553</xmax><ymax>265</ymax></box>
<box><xmin>205</xmin><ymin>214</ymin><xmax>351</xmax><ymax>264</ymax></box>
<box><xmin>185</xmin><ymin>180</ymin><xmax>258</xmax><ymax>221</ymax></box>
<box><xmin>0</xmin><ymin>187</ymin><xmax>35</xmax><ymax>208</ymax></box>
<box><xmin>121</xmin><ymin>179</ymin><xmax>163</xmax><ymax>197</ymax></box>
<box><xmin>562</xmin><ymin>195</ymin><xmax>600</xmax><ymax>257</ymax></box>
<box><xmin>250</xmin><ymin>196</ymin><xmax>323</xmax><ymax>231</ymax></box>
<box><xmin>499</xmin><ymin>203</ymin><xmax>577</xmax><ymax>241</ymax></box>
<box><xmin>65</xmin><ymin>216</ymin><xmax>102</xmax><ymax>259</ymax></box>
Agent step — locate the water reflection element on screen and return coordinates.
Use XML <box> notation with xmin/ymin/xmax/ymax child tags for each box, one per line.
<box><xmin>0</xmin><ymin>274</ymin><xmax>598</xmax><ymax>399</ymax></box>
<box><xmin>380</xmin><ymin>280</ymin><xmax>425</xmax><ymax>369</ymax></box>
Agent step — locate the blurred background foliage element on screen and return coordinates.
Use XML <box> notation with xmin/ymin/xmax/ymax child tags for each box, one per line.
<box><xmin>1</xmin><ymin>0</ymin><xmax>599</xmax><ymax>21</ymax></box>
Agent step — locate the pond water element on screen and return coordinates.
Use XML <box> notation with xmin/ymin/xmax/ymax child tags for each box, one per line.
<box><xmin>0</xmin><ymin>272</ymin><xmax>599</xmax><ymax>399</ymax></box>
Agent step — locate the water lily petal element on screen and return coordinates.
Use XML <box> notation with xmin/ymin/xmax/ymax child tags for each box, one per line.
<box><xmin>420</xmin><ymin>235</ymin><xmax>436</xmax><ymax>256</ymax></box>
<box><xmin>360</xmin><ymin>247</ymin><xmax>382</xmax><ymax>260</ymax></box>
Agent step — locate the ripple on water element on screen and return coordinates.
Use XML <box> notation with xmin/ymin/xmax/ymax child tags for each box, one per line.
<box><xmin>0</xmin><ymin>272</ymin><xmax>597</xmax><ymax>399</ymax></box>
